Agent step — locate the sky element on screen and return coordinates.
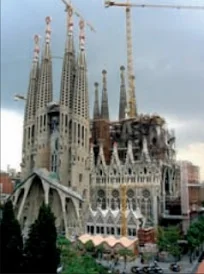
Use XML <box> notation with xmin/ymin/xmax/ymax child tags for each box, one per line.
<box><xmin>1</xmin><ymin>0</ymin><xmax>204</xmax><ymax>179</ymax></box>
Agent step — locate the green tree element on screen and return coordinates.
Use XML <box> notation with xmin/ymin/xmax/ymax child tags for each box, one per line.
<box><xmin>23</xmin><ymin>203</ymin><xmax>60</xmax><ymax>273</ymax></box>
<box><xmin>57</xmin><ymin>236</ymin><xmax>108</xmax><ymax>274</ymax></box>
<box><xmin>0</xmin><ymin>200</ymin><xmax>23</xmax><ymax>273</ymax></box>
<box><xmin>187</xmin><ymin>216</ymin><xmax>204</xmax><ymax>253</ymax></box>
<box><xmin>85</xmin><ymin>240</ymin><xmax>95</xmax><ymax>252</ymax></box>
<box><xmin>157</xmin><ymin>226</ymin><xmax>181</xmax><ymax>260</ymax></box>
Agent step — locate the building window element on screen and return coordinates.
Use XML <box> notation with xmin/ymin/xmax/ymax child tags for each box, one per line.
<box><xmin>79</xmin><ymin>173</ymin><xmax>83</xmax><ymax>183</ymax></box>
<box><xmin>96</xmin><ymin>226</ymin><xmax>100</xmax><ymax>234</ymax></box>
<box><xmin>117</xmin><ymin>227</ymin><xmax>121</xmax><ymax>236</ymax></box>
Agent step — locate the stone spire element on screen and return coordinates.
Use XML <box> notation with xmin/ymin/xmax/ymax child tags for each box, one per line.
<box><xmin>93</xmin><ymin>82</ymin><xmax>100</xmax><ymax>119</ymax></box>
<box><xmin>64</xmin><ymin>19</ymin><xmax>90</xmax><ymax>198</ymax></box>
<box><xmin>59</xmin><ymin>8</ymin><xmax>76</xmax><ymax>186</ymax></box>
<box><xmin>21</xmin><ymin>35</ymin><xmax>40</xmax><ymax>179</ymax></box>
<box><xmin>25</xmin><ymin>35</ymin><xmax>40</xmax><ymax>122</ymax></box>
<box><xmin>72</xmin><ymin>19</ymin><xmax>89</xmax><ymax>119</ymax></box>
<box><xmin>35</xmin><ymin>16</ymin><xmax>53</xmax><ymax>171</ymax></box>
<box><xmin>101</xmin><ymin>70</ymin><xmax>109</xmax><ymax>120</ymax></box>
<box><xmin>36</xmin><ymin>16</ymin><xmax>53</xmax><ymax>110</ymax></box>
<box><xmin>65</xmin><ymin>20</ymin><xmax>90</xmax><ymax>214</ymax></box>
<box><xmin>60</xmin><ymin>7</ymin><xmax>76</xmax><ymax>109</ymax></box>
<box><xmin>119</xmin><ymin>66</ymin><xmax>127</xmax><ymax>120</ymax></box>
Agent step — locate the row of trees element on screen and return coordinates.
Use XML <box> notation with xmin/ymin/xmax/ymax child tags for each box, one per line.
<box><xmin>0</xmin><ymin>201</ymin><xmax>109</xmax><ymax>274</ymax></box>
<box><xmin>157</xmin><ymin>217</ymin><xmax>204</xmax><ymax>262</ymax></box>
<box><xmin>0</xmin><ymin>201</ymin><xmax>60</xmax><ymax>273</ymax></box>
<box><xmin>57</xmin><ymin>236</ymin><xmax>110</xmax><ymax>274</ymax></box>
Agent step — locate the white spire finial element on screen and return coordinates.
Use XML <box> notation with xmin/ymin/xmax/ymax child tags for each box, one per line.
<box><xmin>79</xmin><ymin>19</ymin><xmax>85</xmax><ymax>50</ymax></box>
<box><xmin>33</xmin><ymin>34</ymin><xmax>40</xmax><ymax>62</ymax></box>
<box><xmin>67</xmin><ymin>6</ymin><xmax>74</xmax><ymax>35</ymax></box>
<box><xmin>45</xmin><ymin>16</ymin><xmax>52</xmax><ymax>44</ymax></box>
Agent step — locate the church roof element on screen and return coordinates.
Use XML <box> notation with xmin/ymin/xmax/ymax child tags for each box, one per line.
<box><xmin>88</xmin><ymin>206</ymin><xmax>143</xmax><ymax>219</ymax></box>
<box><xmin>78</xmin><ymin>234</ymin><xmax>138</xmax><ymax>248</ymax></box>
<box><xmin>13</xmin><ymin>168</ymin><xmax>83</xmax><ymax>201</ymax></box>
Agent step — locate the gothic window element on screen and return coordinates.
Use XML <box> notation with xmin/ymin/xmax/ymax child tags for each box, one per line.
<box><xmin>111</xmin><ymin>227</ymin><xmax>115</xmax><ymax>235</ymax></box>
<box><xmin>102</xmin><ymin>198</ymin><xmax>106</xmax><ymax>210</ymax></box>
<box><xmin>117</xmin><ymin>227</ymin><xmax>121</xmax><ymax>235</ymax></box>
<box><xmin>132</xmin><ymin>198</ymin><xmax>136</xmax><ymax>210</ymax></box>
<box><xmin>144</xmin><ymin>167</ymin><xmax>147</xmax><ymax>174</ymax></box>
<box><xmin>152</xmin><ymin>137</ymin><xmax>157</xmax><ymax>145</ymax></box>
<box><xmin>112</xmin><ymin>189</ymin><xmax>119</xmax><ymax>198</ymax></box>
<box><xmin>79</xmin><ymin>173</ymin><xmax>83</xmax><ymax>183</ymax></box>
<box><xmin>141</xmin><ymin>198</ymin><xmax>146</xmax><ymax>216</ymax></box>
<box><xmin>111</xmin><ymin>198</ymin><xmax>115</xmax><ymax>210</ymax></box>
<box><xmin>55</xmin><ymin>139</ymin><xmax>59</xmax><ymax>150</ymax></box>
<box><xmin>142</xmin><ymin>189</ymin><xmax>150</xmax><ymax>198</ymax></box>
<box><xmin>127</xmin><ymin>189</ymin><xmax>134</xmax><ymax>198</ymax></box>
<box><xmin>98</xmin><ymin>189</ymin><xmax>105</xmax><ymax>198</ymax></box>
<box><xmin>128</xmin><ymin>168</ymin><xmax>132</xmax><ymax>175</ymax></box>
<box><xmin>147</xmin><ymin>198</ymin><xmax>152</xmax><ymax>218</ymax></box>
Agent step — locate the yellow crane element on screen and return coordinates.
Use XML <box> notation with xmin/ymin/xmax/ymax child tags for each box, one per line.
<box><xmin>105</xmin><ymin>0</ymin><xmax>204</xmax><ymax>119</ymax></box>
<box><xmin>120</xmin><ymin>184</ymin><xmax>127</xmax><ymax>236</ymax></box>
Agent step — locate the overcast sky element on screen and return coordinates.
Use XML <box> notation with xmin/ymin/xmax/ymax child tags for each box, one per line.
<box><xmin>1</xmin><ymin>0</ymin><xmax>204</xmax><ymax>179</ymax></box>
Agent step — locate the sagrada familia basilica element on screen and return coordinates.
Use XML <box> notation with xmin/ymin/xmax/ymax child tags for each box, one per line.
<box><xmin>11</xmin><ymin>7</ymin><xmax>182</xmax><ymax>238</ymax></box>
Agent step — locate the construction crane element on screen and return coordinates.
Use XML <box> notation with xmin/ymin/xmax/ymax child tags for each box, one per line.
<box><xmin>14</xmin><ymin>94</ymin><xmax>26</xmax><ymax>101</ymax></box>
<box><xmin>120</xmin><ymin>184</ymin><xmax>127</xmax><ymax>237</ymax></box>
<box><xmin>105</xmin><ymin>0</ymin><xmax>204</xmax><ymax>119</ymax></box>
<box><xmin>105</xmin><ymin>0</ymin><xmax>204</xmax><ymax>239</ymax></box>
<box><xmin>61</xmin><ymin>0</ymin><xmax>96</xmax><ymax>33</ymax></box>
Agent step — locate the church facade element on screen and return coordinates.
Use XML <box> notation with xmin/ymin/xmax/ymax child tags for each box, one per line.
<box><xmin>11</xmin><ymin>9</ymin><xmax>181</xmax><ymax>238</ymax></box>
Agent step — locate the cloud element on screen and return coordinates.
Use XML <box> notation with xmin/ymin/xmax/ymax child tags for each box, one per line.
<box><xmin>1</xmin><ymin>0</ymin><xmax>203</xmax><ymax>179</ymax></box>
<box><xmin>0</xmin><ymin>109</ymin><xmax>23</xmax><ymax>172</ymax></box>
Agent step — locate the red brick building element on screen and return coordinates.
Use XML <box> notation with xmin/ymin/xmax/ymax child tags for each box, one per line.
<box><xmin>138</xmin><ymin>227</ymin><xmax>156</xmax><ymax>246</ymax></box>
<box><xmin>0</xmin><ymin>172</ymin><xmax>14</xmax><ymax>204</ymax></box>
<box><xmin>185</xmin><ymin>161</ymin><xmax>202</xmax><ymax>211</ymax></box>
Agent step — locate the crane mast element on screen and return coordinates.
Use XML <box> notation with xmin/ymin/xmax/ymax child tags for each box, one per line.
<box><xmin>120</xmin><ymin>184</ymin><xmax>127</xmax><ymax>237</ymax></box>
<box><xmin>125</xmin><ymin>0</ymin><xmax>137</xmax><ymax>118</ymax></box>
<box><xmin>105</xmin><ymin>0</ymin><xmax>204</xmax><ymax>120</ymax></box>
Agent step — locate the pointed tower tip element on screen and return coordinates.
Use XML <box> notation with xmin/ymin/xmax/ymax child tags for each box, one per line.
<box><xmin>119</xmin><ymin>64</ymin><xmax>127</xmax><ymax>120</ymax></box>
<box><xmin>93</xmin><ymin>82</ymin><xmax>100</xmax><ymax>119</ymax></box>
<box><xmin>101</xmin><ymin>69</ymin><xmax>109</xmax><ymax>120</ymax></box>
<box><xmin>33</xmin><ymin>34</ymin><xmax>40</xmax><ymax>62</ymax></box>
<box><xmin>79</xmin><ymin>19</ymin><xmax>85</xmax><ymax>50</ymax></box>
<box><xmin>45</xmin><ymin>16</ymin><xmax>52</xmax><ymax>44</ymax></box>
<box><xmin>67</xmin><ymin>6</ymin><xmax>74</xmax><ymax>35</ymax></box>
